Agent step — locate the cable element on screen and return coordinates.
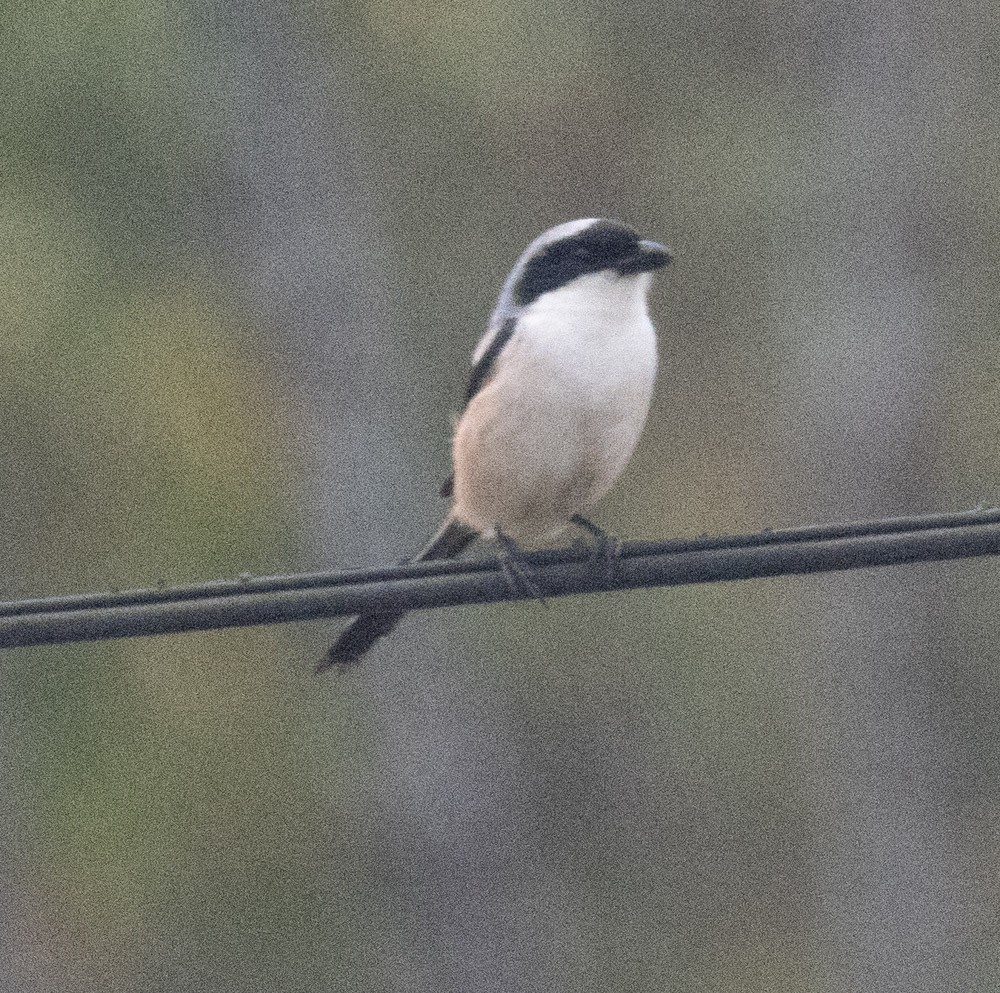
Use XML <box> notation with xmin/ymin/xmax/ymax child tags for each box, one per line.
<box><xmin>2</xmin><ymin>507</ymin><xmax>999</xmax><ymax>649</ymax></box>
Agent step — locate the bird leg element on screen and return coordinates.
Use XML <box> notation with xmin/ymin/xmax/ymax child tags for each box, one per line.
<box><xmin>495</xmin><ymin>526</ymin><xmax>547</xmax><ymax>605</ymax></box>
<box><xmin>570</xmin><ymin>514</ymin><xmax>622</xmax><ymax>582</ymax></box>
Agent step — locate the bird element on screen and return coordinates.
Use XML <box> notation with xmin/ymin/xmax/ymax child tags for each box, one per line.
<box><xmin>319</xmin><ymin>217</ymin><xmax>672</xmax><ymax>672</ymax></box>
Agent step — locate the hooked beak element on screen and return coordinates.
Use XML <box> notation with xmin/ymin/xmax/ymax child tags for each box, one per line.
<box><xmin>617</xmin><ymin>239</ymin><xmax>672</xmax><ymax>275</ymax></box>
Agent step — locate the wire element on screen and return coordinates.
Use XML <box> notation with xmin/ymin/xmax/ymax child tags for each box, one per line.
<box><xmin>2</xmin><ymin>507</ymin><xmax>999</xmax><ymax>650</ymax></box>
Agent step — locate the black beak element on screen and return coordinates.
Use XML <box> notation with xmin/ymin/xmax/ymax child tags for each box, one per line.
<box><xmin>617</xmin><ymin>239</ymin><xmax>672</xmax><ymax>275</ymax></box>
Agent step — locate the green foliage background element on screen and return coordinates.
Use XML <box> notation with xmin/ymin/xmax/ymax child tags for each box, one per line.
<box><xmin>3</xmin><ymin>1</ymin><xmax>1000</xmax><ymax>990</ymax></box>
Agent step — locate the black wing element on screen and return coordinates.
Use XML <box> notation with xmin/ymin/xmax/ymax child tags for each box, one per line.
<box><xmin>462</xmin><ymin>315</ymin><xmax>518</xmax><ymax>406</ymax></box>
<box><xmin>440</xmin><ymin>314</ymin><xmax>519</xmax><ymax>499</ymax></box>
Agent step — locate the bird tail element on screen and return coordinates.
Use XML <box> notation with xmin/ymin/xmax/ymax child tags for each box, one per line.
<box><xmin>316</xmin><ymin>516</ymin><xmax>477</xmax><ymax>673</ymax></box>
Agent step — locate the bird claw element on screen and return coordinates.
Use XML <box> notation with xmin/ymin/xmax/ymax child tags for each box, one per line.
<box><xmin>495</xmin><ymin>527</ymin><xmax>547</xmax><ymax>605</ymax></box>
<box><xmin>571</xmin><ymin>514</ymin><xmax>622</xmax><ymax>583</ymax></box>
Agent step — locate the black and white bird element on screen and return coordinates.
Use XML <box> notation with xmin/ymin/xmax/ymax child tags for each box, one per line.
<box><xmin>320</xmin><ymin>218</ymin><xmax>671</xmax><ymax>671</ymax></box>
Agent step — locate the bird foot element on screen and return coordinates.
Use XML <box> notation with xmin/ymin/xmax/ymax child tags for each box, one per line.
<box><xmin>571</xmin><ymin>514</ymin><xmax>622</xmax><ymax>583</ymax></box>
<box><xmin>495</xmin><ymin>527</ymin><xmax>547</xmax><ymax>605</ymax></box>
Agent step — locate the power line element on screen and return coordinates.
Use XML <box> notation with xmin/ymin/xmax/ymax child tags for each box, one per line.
<box><xmin>2</xmin><ymin>508</ymin><xmax>999</xmax><ymax>650</ymax></box>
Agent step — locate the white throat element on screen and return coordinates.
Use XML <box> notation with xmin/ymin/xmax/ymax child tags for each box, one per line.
<box><xmin>520</xmin><ymin>270</ymin><xmax>655</xmax><ymax>352</ymax></box>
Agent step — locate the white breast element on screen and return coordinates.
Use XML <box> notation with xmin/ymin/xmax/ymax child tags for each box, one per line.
<box><xmin>521</xmin><ymin>271</ymin><xmax>658</xmax><ymax>405</ymax></box>
<box><xmin>452</xmin><ymin>271</ymin><xmax>659</xmax><ymax>542</ymax></box>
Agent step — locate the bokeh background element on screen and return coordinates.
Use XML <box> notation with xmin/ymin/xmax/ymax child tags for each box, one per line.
<box><xmin>4</xmin><ymin>1</ymin><xmax>1000</xmax><ymax>990</ymax></box>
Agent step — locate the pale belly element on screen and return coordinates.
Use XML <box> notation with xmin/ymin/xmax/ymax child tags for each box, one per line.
<box><xmin>451</xmin><ymin>339</ymin><xmax>656</xmax><ymax>542</ymax></box>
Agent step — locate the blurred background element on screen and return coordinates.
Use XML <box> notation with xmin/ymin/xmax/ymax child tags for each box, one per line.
<box><xmin>3</xmin><ymin>1</ymin><xmax>1000</xmax><ymax>990</ymax></box>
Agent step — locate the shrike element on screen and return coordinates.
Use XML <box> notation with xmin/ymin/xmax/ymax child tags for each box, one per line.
<box><xmin>320</xmin><ymin>217</ymin><xmax>671</xmax><ymax>671</ymax></box>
